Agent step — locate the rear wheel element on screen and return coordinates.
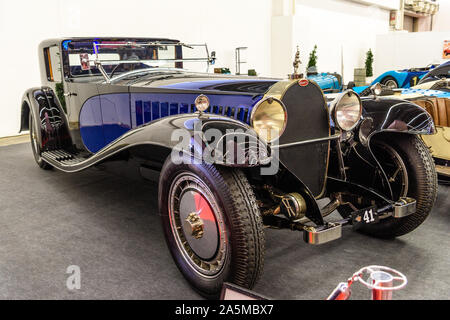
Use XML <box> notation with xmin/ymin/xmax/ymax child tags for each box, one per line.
<box><xmin>361</xmin><ymin>134</ymin><xmax>437</xmax><ymax>238</ymax></box>
<box><xmin>381</xmin><ymin>76</ymin><xmax>398</xmax><ymax>89</ymax></box>
<box><xmin>158</xmin><ymin>156</ymin><xmax>265</xmax><ymax>298</ymax></box>
<box><xmin>29</xmin><ymin>113</ymin><xmax>52</xmax><ymax>170</ymax></box>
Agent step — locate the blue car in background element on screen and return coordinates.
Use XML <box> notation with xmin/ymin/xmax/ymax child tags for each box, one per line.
<box><xmin>355</xmin><ymin>62</ymin><xmax>450</xmax><ymax>98</ymax></box>
<box><xmin>306</xmin><ymin>67</ymin><xmax>343</xmax><ymax>93</ymax></box>
<box><xmin>371</xmin><ymin>64</ymin><xmax>438</xmax><ymax>89</ymax></box>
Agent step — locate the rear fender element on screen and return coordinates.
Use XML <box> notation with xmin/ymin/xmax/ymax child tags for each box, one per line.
<box><xmin>20</xmin><ymin>88</ymin><xmax>44</xmax><ymax>146</ymax></box>
<box><xmin>20</xmin><ymin>87</ymin><xmax>71</xmax><ymax>150</ymax></box>
<box><xmin>20</xmin><ymin>88</ymin><xmax>40</xmax><ymax>133</ymax></box>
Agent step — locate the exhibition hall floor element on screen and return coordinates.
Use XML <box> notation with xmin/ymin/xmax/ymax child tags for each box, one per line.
<box><xmin>0</xmin><ymin>141</ymin><xmax>448</xmax><ymax>300</ymax></box>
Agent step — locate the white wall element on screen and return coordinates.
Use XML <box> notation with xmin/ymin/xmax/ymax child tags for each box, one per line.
<box><xmin>433</xmin><ymin>0</ymin><xmax>450</xmax><ymax>31</ymax></box>
<box><xmin>374</xmin><ymin>31</ymin><xmax>450</xmax><ymax>74</ymax></box>
<box><xmin>348</xmin><ymin>0</ymin><xmax>399</xmax><ymax>10</ymax></box>
<box><xmin>1</xmin><ymin>0</ymin><xmax>449</xmax><ymax>138</ymax></box>
<box><xmin>271</xmin><ymin>0</ymin><xmax>392</xmax><ymax>82</ymax></box>
<box><xmin>271</xmin><ymin>15</ymin><xmax>295</xmax><ymax>79</ymax></box>
<box><xmin>0</xmin><ymin>0</ymin><xmax>273</xmax><ymax>138</ymax></box>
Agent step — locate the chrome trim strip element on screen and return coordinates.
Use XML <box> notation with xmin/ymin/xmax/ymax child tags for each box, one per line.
<box><xmin>273</xmin><ymin>133</ymin><xmax>340</xmax><ymax>149</ymax></box>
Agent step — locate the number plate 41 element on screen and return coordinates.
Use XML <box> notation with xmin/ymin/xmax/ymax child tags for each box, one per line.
<box><xmin>352</xmin><ymin>206</ymin><xmax>379</xmax><ymax>230</ymax></box>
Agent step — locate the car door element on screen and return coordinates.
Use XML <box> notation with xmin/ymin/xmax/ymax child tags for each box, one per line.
<box><xmin>97</xmin><ymin>84</ymin><xmax>132</xmax><ymax>147</ymax></box>
<box><xmin>64</xmin><ymin>80</ymin><xmax>101</xmax><ymax>152</ymax></box>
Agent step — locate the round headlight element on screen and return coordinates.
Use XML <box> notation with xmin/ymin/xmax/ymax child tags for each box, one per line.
<box><xmin>333</xmin><ymin>90</ymin><xmax>362</xmax><ymax>131</ymax></box>
<box><xmin>371</xmin><ymin>83</ymin><xmax>382</xmax><ymax>96</ymax></box>
<box><xmin>250</xmin><ymin>97</ymin><xmax>287</xmax><ymax>142</ymax></box>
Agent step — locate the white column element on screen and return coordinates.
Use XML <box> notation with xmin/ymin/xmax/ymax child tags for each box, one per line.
<box><xmin>271</xmin><ymin>0</ymin><xmax>296</xmax><ymax>78</ymax></box>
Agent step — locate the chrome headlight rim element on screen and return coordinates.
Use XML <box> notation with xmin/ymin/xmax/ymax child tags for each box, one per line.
<box><xmin>250</xmin><ymin>96</ymin><xmax>288</xmax><ymax>143</ymax></box>
<box><xmin>370</xmin><ymin>83</ymin><xmax>383</xmax><ymax>96</ymax></box>
<box><xmin>331</xmin><ymin>90</ymin><xmax>363</xmax><ymax>132</ymax></box>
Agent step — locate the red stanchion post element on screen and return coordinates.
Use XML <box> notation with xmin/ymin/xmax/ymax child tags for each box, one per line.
<box><xmin>328</xmin><ymin>266</ymin><xmax>407</xmax><ymax>300</ymax></box>
<box><xmin>369</xmin><ymin>271</ymin><xmax>394</xmax><ymax>300</ymax></box>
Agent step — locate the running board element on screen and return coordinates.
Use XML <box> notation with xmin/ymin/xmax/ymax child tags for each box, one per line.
<box><xmin>42</xmin><ymin>150</ymin><xmax>85</xmax><ymax>166</ymax></box>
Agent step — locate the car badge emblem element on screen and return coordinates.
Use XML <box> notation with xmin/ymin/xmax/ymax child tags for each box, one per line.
<box><xmin>298</xmin><ymin>79</ymin><xmax>309</xmax><ymax>87</ymax></box>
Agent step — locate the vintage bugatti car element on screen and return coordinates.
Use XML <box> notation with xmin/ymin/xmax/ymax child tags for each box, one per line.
<box><xmin>21</xmin><ymin>38</ymin><xmax>437</xmax><ymax>297</ymax></box>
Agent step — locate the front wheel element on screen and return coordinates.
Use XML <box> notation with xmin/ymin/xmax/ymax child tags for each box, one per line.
<box><xmin>158</xmin><ymin>157</ymin><xmax>265</xmax><ymax>298</ymax></box>
<box><xmin>361</xmin><ymin>134</ymin><xmax>437</xmax><ymax>238</ymax></box>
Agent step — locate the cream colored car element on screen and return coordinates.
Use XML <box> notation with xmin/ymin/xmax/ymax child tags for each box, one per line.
<box><xmin>383</xmin><ymin>77</ymin><xmax>450</xmax><ymax>178</ymax></box>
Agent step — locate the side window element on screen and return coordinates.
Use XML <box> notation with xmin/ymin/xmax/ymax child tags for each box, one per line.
<box><xmin>44</xmin><ymin>46</ymin><xmax>62</xmax><ymax>82</ymax></box>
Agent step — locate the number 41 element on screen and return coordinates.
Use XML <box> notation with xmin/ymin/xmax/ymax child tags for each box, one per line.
<box><xmin>364</xmin><ymin>209</ymin><xmax>375</xmax><ymax>223</ymax></box>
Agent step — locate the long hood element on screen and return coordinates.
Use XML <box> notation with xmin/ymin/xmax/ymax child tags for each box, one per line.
<box><xmin>112</xmin><ymin>70</ymin><xmax>279</xmax><ymax>95</ymax></box>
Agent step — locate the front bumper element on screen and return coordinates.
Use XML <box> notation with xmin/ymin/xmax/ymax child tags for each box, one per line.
<box><xmin>302</xmin><ymin>197</ymin><xmax>416</xmax><ymax>245</ymax></box>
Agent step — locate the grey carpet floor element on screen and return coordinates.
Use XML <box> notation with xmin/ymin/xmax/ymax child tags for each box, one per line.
<box><xmin>0</xmin><ymin>142</ymin><xmax>448</xmax><ymax>300</ymax></box>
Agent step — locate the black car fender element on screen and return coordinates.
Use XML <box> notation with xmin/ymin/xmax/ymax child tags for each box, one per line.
<box><xmin>133</xmin><ymin>114</ymin><xmax>272</xmax><ymax>168</ymax></box>
<box><xmin>20</xmin><ymin>87</ymin><xmax>71</xmax><ymax>150</ymax></box>
<box><xmin>20</xmin><ymin>87</ymin><xmax>42</xmax><ymax>134</ymax></box>
<box><xmin>42</xmin><ymin>113</ymin><xmax>272</xmax><ymax>173</ymax></box>
<box><xmin>348</xmin><ymin>98</ymin><xmax>435</xmax><ymax>200</ymax></box>
<box><xmin>360</xmin><ymin>98</ymin><xmax>435</xmax><ymax>142</ymax></box>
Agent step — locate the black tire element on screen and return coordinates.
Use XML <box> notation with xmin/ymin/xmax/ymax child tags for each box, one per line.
<box><xmin>158</xmin><ymin>156</ymin><xmax>265</xmax><ymax>298</ymax></box>
<box><xmin>29</xmin><ymin>113</ymin><xmax>52</xmax><ymax>170</ymax></box>
<box><xmin>381</xmin><ymin>76</ymin><xmax>398</xmax><ymax>89</ymax></box>
<box><xmin>361</xmin><ymin>134</ymin><xmax>437</xmax><ymax>238</ymax></box>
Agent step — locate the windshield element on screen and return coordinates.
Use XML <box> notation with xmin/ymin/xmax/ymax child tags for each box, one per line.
<box><xmin>419</xmin><ymin>62</ymin><xmax>450</xmax><ymax>84</ymax></box>
<box><xmin>62</xmin><ymin>39</ymin><xmax>212</xmax><ymax>79</ymax></box>
<box><xmin>63</xmin><ymin>40</ymin><xmax>179</xmax><ymax>78</ymax></box>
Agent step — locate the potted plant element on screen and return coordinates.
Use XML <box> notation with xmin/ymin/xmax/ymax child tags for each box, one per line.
<box><xmin>307</xmin><ymin>45</ymin><xmax>318</xmax><ymax>74</ymax></box>
<box><xmin>365</xmin><ymin>49</ymin><xmax>374</xmax><ymax>84</ymax></box>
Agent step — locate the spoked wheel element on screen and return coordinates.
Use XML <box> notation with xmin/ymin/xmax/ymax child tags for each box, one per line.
<box><xmin>360</xmin><ymin>134</ymin><xmax>437</xmax><ymax>238</ymax></box>
<box><xmin>29</xmin><ymin>113</ymin><xmax>52</xmax><ymax>170</ymax></box>
<box><xmin>370</xmin><ymin>141</ymin><xmax>409</xmax><ymax>202</ymax></box>
<box><xmin>381</xmin><ymin>76</ymin><xmax>398</xmax><ymax>89</ymax></box>
<box><xmin>159</xmin><ymin>157</ymin><xmax>265</xmax><ymax>298</ymax></box>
